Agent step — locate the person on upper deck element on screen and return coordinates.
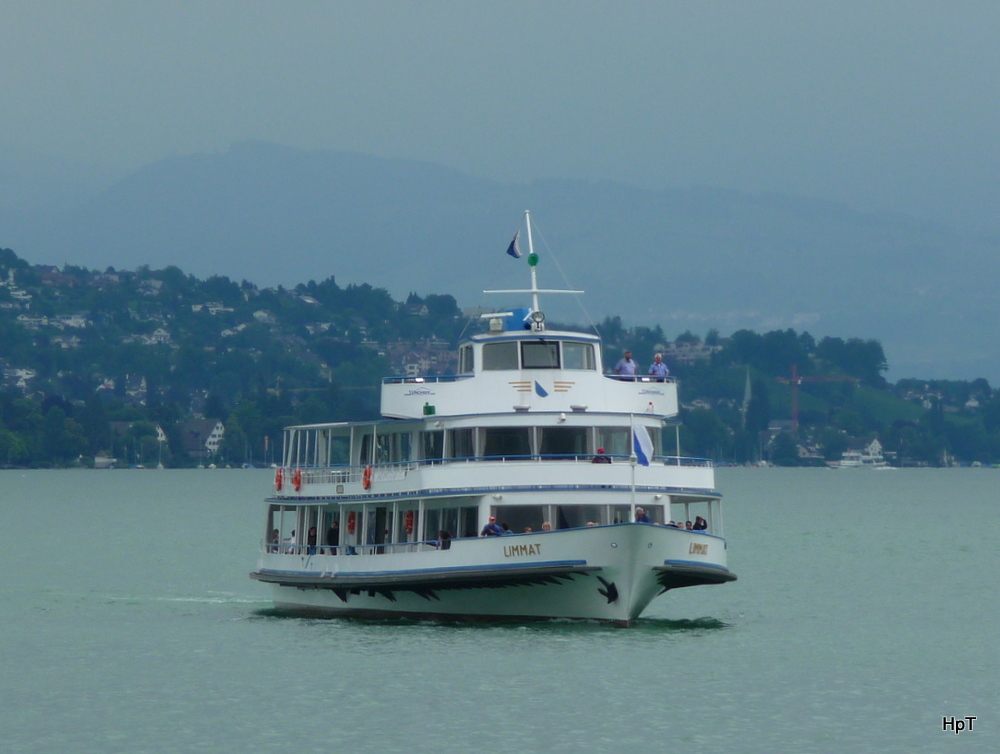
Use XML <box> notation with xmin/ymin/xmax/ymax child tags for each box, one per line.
<box><xmin>306</xmin><ymin>526</ymin><xmax>318</xmax><ymax>555</ymax></box>
<box><xmin>648</xmin><ymin>353</ymin><xmax>670</xmax><ymax>379</ymax></box>
<box><xmin>592</xmin><ymin>448</ymin><xmax>612</xmax><ymax>464</ymax></box>
<box><xmin>634</xmin><ymin>507</ymin><xmax>651</xmax><ymax>523</ymax></box>
<box><xmin>693</xmin><ymin>516</ymin><xmax>708</xmax><ymax>531</ymax></box>
<box><xmin>480</xmin><ymin>516</ymin><xmax>502</xmax><ymax>536</ymax></box>
<box><xmin>614</xmin><ymin>350</ymin><xmax>637</xmax><ymax>377</ymax></box>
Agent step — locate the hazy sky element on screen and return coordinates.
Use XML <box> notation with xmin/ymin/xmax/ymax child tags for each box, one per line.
<box><xmin>3</xmin><ymin>1</ymin><xmax>1000</xmax><ymax>231</ymax></box>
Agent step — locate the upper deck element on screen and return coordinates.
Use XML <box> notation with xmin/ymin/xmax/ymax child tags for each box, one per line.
<box><xmin>381</xmin><ymin>327</ymin><xmax>678</xmax><ymax>420</ymax></box>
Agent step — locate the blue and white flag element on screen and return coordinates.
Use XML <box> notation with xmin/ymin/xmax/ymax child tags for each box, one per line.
<box><xmin>506</xmin><ymin>231</ymin><xmax>522</xmax><ymax>258</ymax></box>
<box><xmin>633</xmin><ymin>426</ymin><xmax>653</xmax><ymax>466</ymax></box>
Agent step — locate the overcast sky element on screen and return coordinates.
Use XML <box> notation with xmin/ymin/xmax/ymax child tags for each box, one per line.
<box><xmin>2</xmin><ymin>1</ymin><xmax>999</xmax><ymax>231</ymax></box>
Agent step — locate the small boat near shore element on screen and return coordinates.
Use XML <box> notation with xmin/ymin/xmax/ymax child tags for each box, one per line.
<box><xmin>836</xmin><ymin>439</ymin><xmax>891</xmax><ymax>469</ymax></box>
<box><xmin>250</xmin><ymin>212</ymin><xmax>737</xmax><ymax>625</ymax></box>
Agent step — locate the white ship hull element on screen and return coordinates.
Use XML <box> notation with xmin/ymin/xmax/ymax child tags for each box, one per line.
<box><xmin>253</xmin><ymin>523</ymin><xmax>733</xmax><ymax>626</ymax></box>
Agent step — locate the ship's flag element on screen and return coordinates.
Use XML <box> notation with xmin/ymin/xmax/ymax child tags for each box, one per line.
<box><xmin>507</xmin><ymin>231</ymin><xmax>522</xmax><ymax>258</ymax></box>
<box><xmin>633</xmin><ymin>426</ymin><xmax>653</xmax><ymax>466</ymax></box>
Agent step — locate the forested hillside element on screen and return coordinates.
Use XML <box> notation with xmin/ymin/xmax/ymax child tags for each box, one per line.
<box><xmin>1</xmin><ymin>248</ymin><xmax>997</xmax><ymax>468</ymax></box>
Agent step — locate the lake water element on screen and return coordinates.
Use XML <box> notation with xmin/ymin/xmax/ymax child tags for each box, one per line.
<box><xmin>1</xmin><ymin>468</ymin><xmax>995</xmax><ymax>753</ymax></box>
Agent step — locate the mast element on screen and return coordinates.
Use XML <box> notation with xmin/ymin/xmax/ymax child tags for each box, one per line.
<box><xmin>483</xmin><ymin>210</ymin><xmax>583</xmax><ymax>321</ymax></box>
<box><xmin>524</xmin><ymin>210</ymin><xmax>540</xmax><ymax>315</ymax></box>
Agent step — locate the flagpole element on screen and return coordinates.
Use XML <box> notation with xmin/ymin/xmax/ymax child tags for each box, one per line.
<box><xmin>629</xmin><ymin>412</ymin><xmax>637</xmax><ymax>522</ymax></box>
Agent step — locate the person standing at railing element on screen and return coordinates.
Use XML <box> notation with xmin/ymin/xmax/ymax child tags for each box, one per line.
<box><xmin>648</xmin><ymin>353</ymin><xmax>670</xmax><ymax>380</ymax></box>
<box><xmin>614</xmin><ymin>350</ymin><xmax>637</xmax><ymax>377</ymax></box>
<box><xmin>325</xmin><ymin>520</ymin><xmax>340</xmax><ymax>554</ymax></box>
<box><xmin>306</xmin><ymin>526</ymin><xmax>318</xmax><ymax>555</ymax></box>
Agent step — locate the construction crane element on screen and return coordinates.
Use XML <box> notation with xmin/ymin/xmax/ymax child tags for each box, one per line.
<box><xmin>776</xmin><ymin>364</ymin><xmax>859</xmax><ymax>433</ymax></box>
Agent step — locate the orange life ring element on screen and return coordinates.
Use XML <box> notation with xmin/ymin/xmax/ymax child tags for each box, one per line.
<box><xmin>292</xmin><ymin>468</ymin><xmax>302</xmax><ymax>491</ymax></box>
<box><xmin>404</xmin><ymin>510</ymin><xmax>414</xmax><ymax>534</ymax></box>
<box><xmin>362</xmin><ymin>465</ymin><xmax>373</xmax><ymax>490</ymax></box>
<box><xmin>347</xmin><ymin>511</ymin><xmax>357</xmax><ymax>535</ymax></box>
<box><xmin>274</xmin><ymin>467</ymin><xmax>283</xmax><ymax>491</ymax></box>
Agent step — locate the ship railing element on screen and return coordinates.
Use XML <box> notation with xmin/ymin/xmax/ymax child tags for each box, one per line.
<box><xmin>262</xmin><ymin>536</ymin><xmax>465</xmax><ymax>557</ymax></box>
<box><xmin>382</xmin><ymin>375</ymin><xmax>474</xmax><ymax>385</ymax></box>
<box><xmin>285</xmin><ymin>454</ymin><xmax>713</xmax><ymax>488</ymax></box>
<box><xmin>603</xmin><ymin>375</ymin><xmax>676</xmax><ymax>383</ymax></box>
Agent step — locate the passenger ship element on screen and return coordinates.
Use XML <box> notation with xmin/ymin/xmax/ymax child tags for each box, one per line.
<box><xmin>250</xmin><ymin>214</ymin><xmax>736</xmax><ymax>626</ymax></box>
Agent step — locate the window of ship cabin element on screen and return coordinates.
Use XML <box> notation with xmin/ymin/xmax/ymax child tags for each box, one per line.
<box><xmin>421</xmin><ymin>430</ymin><xmax>443</xmax><ymax>462</ymax></box>
<box><xmin>450</xmin><ymin>427</ymin><xmax>475</xmax><ymax>459</ymax></box>
<box><xmin>562</xmin><ymin>342</ymin><xmax>596</xmax><ymax>370</ymax></box>
<box><xmin>482</xmin><ymin>341</ymin><xmax>518</xmax><ymax>370</ymax></box>
<box><xmin>359</xmin><ymin>433</ymin><xmax>373</xmax><ymax>465</ymax></box>
<box><xmin>521</xmin><ymin>340</ymin><xmax>560</xmax><ymax>369</ymax></box>
<box><xmin>539</xmin><ymin>427</ymin><xmax>588</xmax><ymax>459</ymax></box>
<box><xmin>597</xmin><ymin>427</ymin><xmax>631</xmax><ymax>458</ymax></box>
<box><xmin>492</xmin><ymin>505</ymin><xmax>545</xmax><ymax>534</ymax></box>
<box><xmin>375</xmin><ymin>434</ymin><xmax>392</xmax><ymax>464</ymax></box>
<box><xmin>459</xmin><ymin>344</ymin><xmax>474</xmax><ymax>373</ymax></box>
<box><xmin>483</xmin><ymin>427</ymin><xmax>531</xmax><ymax>459</ymax></box>
<box><xmin>460</xmin><ymin>506</ymin><xmax>479</xmax><ymax>537</ymax></box>
<box><xmin>328</xmin><ymin>435</ymin><xmax>350</xmax><ymax>466</ymax></box>
<box><xmin>554</xmin><ymin>504</ymin><xmax>606</xmax><ymax>528</ymax></box>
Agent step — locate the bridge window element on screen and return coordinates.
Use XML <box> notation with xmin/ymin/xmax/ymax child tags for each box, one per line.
<box><xmin>459</xmin><ymin>345</ymin><xmax>474</xmax><ymax>373</ymax></box>
<box><xmin>521</xmin><ymin>341</ymin><xmax>560</xmax><ymax>369</ymax></box>
<box><xmin>563</xmin><ymin>342</ymin><xmax>595</xmax><ymax>370</ymax></box>
<box><xmin>482</xmin><ymin>342</ymin><xmax>519</xmax><ymax>370</ymax></box>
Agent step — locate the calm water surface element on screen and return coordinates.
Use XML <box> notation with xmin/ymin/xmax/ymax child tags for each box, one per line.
<box><xmin>1</xmin><ymin>468</ymin><xmax>995</xmax><ymax>753</ymax></box>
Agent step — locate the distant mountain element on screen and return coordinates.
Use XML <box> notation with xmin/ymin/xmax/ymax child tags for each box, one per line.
<box><xmin>2</xmin><ymin>140</ymin><xmax>999</xmax><ymax>380</ymax></box>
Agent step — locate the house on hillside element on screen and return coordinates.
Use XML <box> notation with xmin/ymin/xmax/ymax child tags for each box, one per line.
<box><xmin>180</xmin><ymin>419</ymin><xmax>225</xmax><ymax>460</ymax></box>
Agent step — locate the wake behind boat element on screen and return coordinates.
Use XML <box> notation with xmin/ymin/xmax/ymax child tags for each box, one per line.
<box><xmin>250</xmin><ymin>212</ymin><xmax>737</xmax><ymax>626</ymax></box>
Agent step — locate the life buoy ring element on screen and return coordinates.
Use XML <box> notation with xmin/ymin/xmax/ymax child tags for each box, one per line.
<box><xmin>347</xmin><ymin>511</ymin><xmax>357</xmax><ymax>535</ymax></box>
<box><xmin>362</xmin><ymin>465</ymin><xmax>373</xmax><ymax>490</ymax></box>
<box><xmin>274</xmin><ymin>467</ymin><xmax>283</xmax><ymax>491</ymax></box>
<box><xmin>292</xmin><ymin>468</ymin><xmax>302</xmax><ymax>491</ymax></box>
<box><xmin>404</xmin><ymin>510</ymin><xmax>414</xmax><ymax>534</ymax></box>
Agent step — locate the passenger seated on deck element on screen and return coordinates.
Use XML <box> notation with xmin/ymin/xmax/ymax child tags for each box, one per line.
<box><xmin>634</xmin><ymin>507</ymin><xmax>651</xmax><ymax>523</ymax></box>
<box><xmin>693</xmin><ymin>516</ymin><xmax>707</xmax><ymax>531</ymax></box>
<box><xmin>500</xmin><ymin>522</ymin><xmax>513</xmax><ymax>535</ymax></box>
<box><xmin>435</xmin><ymin>530</ymin><xmax>452</xmax><ymax>550</ymax></box>
<box><xmin>685</xmin><ymin>520</ymin><xmax>694</xmax><ymax>530</ymax></box>
<box><xmin>592</xmin><ymin>448</ymin><xmax>612</xmax><ymax>464</ymax></box>
<box><xmin>667</xmin><ymin>521</ymin><xmax>680</xmax><ymax>528</ymax></box>
<box><xmin>541</xmin><ymin>521</ymin><xmax>552</xmax><ymax>531</ymax></box>
<box><xmin>306</xmin><ymin>526</ymin><xmax>318</xmax><ymax>555</ymax></box>
<box><xmin>480</xmin><ymin>516</ymin><xmax>503</xmax><ymax>536</ymax></box>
